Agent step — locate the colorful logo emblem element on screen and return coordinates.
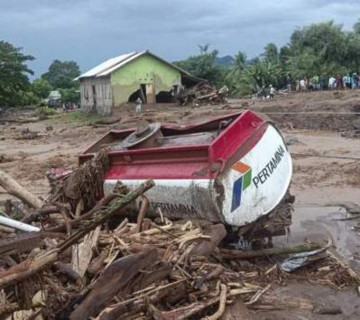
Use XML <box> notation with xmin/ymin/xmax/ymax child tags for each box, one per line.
<box><xmin>231</xmin><ymin>162</ymin><xmax>252</xmax><ymax>212</ymax></box>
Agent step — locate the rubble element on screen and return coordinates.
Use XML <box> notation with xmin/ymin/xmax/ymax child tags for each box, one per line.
<box><xmin>0</xmin><ymin>151</ymin><xmax>359</xmax><ymax>319</ymax></box>
<box><xmin>178</xmin><ymin>82</ymin><xmax>228</xmax><ymax>105</ymax></box>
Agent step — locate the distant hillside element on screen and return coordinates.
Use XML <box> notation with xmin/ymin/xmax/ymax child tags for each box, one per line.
<box><xmin>216</xmin><ymin>55</ymin><xmax>234</xmax><ymax>66</ymax></box>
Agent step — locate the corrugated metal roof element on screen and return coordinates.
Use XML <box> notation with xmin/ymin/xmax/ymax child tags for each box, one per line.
<box><xmin>96</xmin><ymin>52</ymin><xmax>144</xmax><ymax>77</ymax></box>
<box><xmin>76</xmin><ymin>52</ymin><xmax>137</xmax><ymax>79</ymax></box>
<box><xmin>75</xmin><ymin>50</ymin><xmax>204</xmax><ymax>83</ymax></box>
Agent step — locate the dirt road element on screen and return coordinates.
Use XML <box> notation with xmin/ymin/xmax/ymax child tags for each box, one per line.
<box><xmin>1</xmin><ymin>90</ymin><xmax>360</xmax><ymax>318</ymax></box>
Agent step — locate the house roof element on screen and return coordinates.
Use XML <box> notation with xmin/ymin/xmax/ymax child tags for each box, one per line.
<box><xmin>75</xmin><ymin>52</ymin><xmax>137</xmax><ymax>80</ymax></box>
<box><xmin>75</xmin><ymin>50</ymin><xmax>203</xmax><ymax>83</ymax></box>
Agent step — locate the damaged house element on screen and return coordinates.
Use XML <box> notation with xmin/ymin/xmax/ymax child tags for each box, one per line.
<box><xmin>75</xmin><ymin>50</ymin><xmax>201</xmax><ymax>115</ymax></box>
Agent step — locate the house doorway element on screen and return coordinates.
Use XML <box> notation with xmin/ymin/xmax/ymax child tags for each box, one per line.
<box><xmin>128</xmin><ymin>85</ymin><xmax>147</xmax><ymax>103</ymax></box>
<box><xmin>145</xmin><ymin>83</ymin><xmax>155</xmax><ymax>104</ymax></box>
<box><xmin>92</xmin><ymin>85</ymin><xmax>97</xmax><ymax>109</ymax></box>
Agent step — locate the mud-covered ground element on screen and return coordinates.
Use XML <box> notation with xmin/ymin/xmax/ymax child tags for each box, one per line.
<box><xmin>1</xmin><ymin>90</ymin><xmax>360</xmax><ymax>319</ymax></box>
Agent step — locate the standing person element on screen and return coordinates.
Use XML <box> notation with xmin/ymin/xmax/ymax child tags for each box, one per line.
<box><xmin>352</xmin><ymin>73</ymin><xmax>358</xmax><ymax>89</ymax></box>
<box><xmin>258</xmin><ymin>86</ymin><xmax>266</xmax><ymax>100</ymax></box>
<box><xmin>286</xmin><ymin>75</ymin><xmax>292</xmax><ymax>92</ymax></box>
<box><xmin>304</xmin><ymin>77</ymin><xmax>309</xmax><ymax>90</ymax></box>
<box><xmin>344</xmin><ymin>74</ymin><xmax>351</xmax><ymax>89</ymax></box>
<box><xmin>269</xmin><ymin>85</ymin><xmax>275</xmax><ymax>99</ymax></box>
<box><xmin>342</xmin><ymin>75</ymin><xmax>347</xmax><ymax>89</ymax></box>
<box><xmin>135</xmin><ymin>97</ymin><xmax>142</xmax><ymax>116</ymax></box>
<box><xmin>300</xmin><ymin>78</ymin><xmax>306</xmax><ymax>92</ymax></box>
<box><xmin>328</xmin><ymin>76</ymin><xmax>336</xmax><ymax>89</ymax></box>
<box><xmin>336</xmin><ymin>75</ymin><xmax>343</xmax><ymax>90</ymax></box>
<box><xmin>312</xmin><ymin>75</ymin><xmax>319</xmax><ymax>90</ymax></box>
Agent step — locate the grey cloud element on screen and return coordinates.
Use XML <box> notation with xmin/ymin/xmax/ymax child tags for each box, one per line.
<box><xmin>0</xmin><ymin>0</ymin><xmax>359</xmax><ymax>76</ymax></box>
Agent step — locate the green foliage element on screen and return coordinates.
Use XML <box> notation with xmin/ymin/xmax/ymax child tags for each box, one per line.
<box><xmin>174</xmin><ymin>45</ymin><xmax>226</xmax><ymax>86</ymax></box>
<box><xmin>42</xmin><ymin>60</ymin><xmax>80</xmax><ymax>89</ymax></box>
<box><xmin>59</xmin><ymin>88</ymin><xmax>80</xmax><ymax>104</ymax></box>
<box><xmin>36</xmin><ymin>106</ymin><xmax>57</xmax><ymax>119</ymax></box>
<box><xmin>262</xmin><ymin>43</ymin><xmax>279</xmax><ymax>64</ymax></box>
<box><xmin>225</xmin><ymin>20</ymin><xmax>360</xmax><ymax>97</ymax></box>
<box><xmin>32</xmin><ymin>78</ymin><xmax>53</xmax><ymax>99</ymax></box>
<box><xmin>0</xmin><ymin>41</ymin><xmax>34</xmax><ymax>107</ymax></box>
<box><xmin>280</xmin><ymin>20</ymin><xmax>360</xmax><ymax>80</ymax></box>
<box><xmin>354</xmin><ymin>19</ymin><xmax>360</xmax><ymax>35</ymax></box>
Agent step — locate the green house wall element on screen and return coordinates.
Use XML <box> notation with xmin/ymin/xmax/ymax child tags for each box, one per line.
<box><xmin>111</xmin><ymin>54</ymin><xmax>182</xmax><ymax>105</ymax></box>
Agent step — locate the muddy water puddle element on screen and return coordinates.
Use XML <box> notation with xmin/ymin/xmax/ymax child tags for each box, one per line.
<box><xmin>275</xmin><ymin>205</ymin><xmax>360</xmax><ymax>271</ymax></box>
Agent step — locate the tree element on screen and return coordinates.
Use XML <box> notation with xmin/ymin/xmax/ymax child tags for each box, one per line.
<box><xmin>345</xmin><ymin>32</ymin><xmax>360</xmax><ymax>71</ymax></box>
<box><xmin>354</xmin><ymin>19</ymin><xmax>360</xmax><ymax>35</ymax></box>
<box><xmin>0</xmin><ymin>41</ymin><xmax>34</xmax><ymax>107</ymax></box>
<box><xmin>174</xmin><ymin>46</ymin><xmax>224</xmax><ymax>86</ymax></box>
<box><xmin>42</xmin><ymin>60</ymin><xmax>80</xmax><ymax>89</ymax></box>
<box><xmin>287</xmin><ymin>21</ymin><xmax>347</xmax><ymax>72</ymax></box>
<box><xmin>263</xmin><ymin>43</ymin><xmax>279</xmax><ymax>64</ymax></box>
<box><xmin>59</xmin><ymin>88</ymin><xmax>80</xmax><ymax>104</ymax></box>
<box><xmin>226</xmin><ymin>51</ymin><xmax>246</xmax><ymax>80</ymax></box>
<box><xmin>32</xmin><ymin>78</ymin><xmax>53</xmax><ymax>99</ymax></box>
<box><xmin>286</xmin><ymin>48</ymin><xmax>317</xmax><ymax>79</ymax></box>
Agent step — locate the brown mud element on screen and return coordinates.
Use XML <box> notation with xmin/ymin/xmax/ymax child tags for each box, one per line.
<box><xmin>1</xmin><ymin>90</ymin><xmax>360</xmax><ymax>318</ymax></box>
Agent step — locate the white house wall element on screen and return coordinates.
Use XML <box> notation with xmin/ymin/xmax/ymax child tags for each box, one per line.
<box><xmin>80</xmin><ymin>77</ymin><xmax>112</xmax><ymax>115</ymax></box>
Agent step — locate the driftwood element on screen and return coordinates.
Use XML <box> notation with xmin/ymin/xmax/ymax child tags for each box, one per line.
<box><xmin>0</xmin><ymin>169</ymin><xmax>44</xmax><ymax>209</ymax></box>
<box><xmin>205</xmin><ymin>283</ymin><xmax>227</xmax><ymax>320</ymax></box>
<box><xmin>88</xmin><ymin>249</ymin><xmax>108</xmax><ymax>276</ymax></box>
<box><xmin>21</xmin><ymin>205</ymin><xmax>59</xmax><ymax>224</ymax></box>
<box><xmin>0</xmin><ymin>180</ymin><xmax>155</xmax><ymax>289</ymax></box>
<box><xmin>47</xmin><ymin>194</ymin><xmax>118</xmax><ymax>233</ymax></box>
<box><xmin>135</xmin><ymin>196</ymin><xmax>149</xmax><ymax>233</ymax></box>
<box><xmin>53</xmin><ymin>261</ymin><xmax>82</xmax><ymax>283</ymax></box>
<box><xmin>189</xmin><ymin>224</ymin><xmax>227</xmax><ymax>258</ymax></box>
<box><xmin>70</xmin><ymin>249</ymin><xmax>159</xmax><ymax>320</ymax></box>
<box><xmin>178</xmin><ymin>82</ymin><xmax>228</xmax><ymax>106</ymax></box>
<box><xmin>220</xmin><ymin>243</ymin><xmax>322</xmax><ymax>260</ymax></box>
<box><xmin>1</xmin><ymin>153</ymin><xmax>359</xmax><ymax>320</ymax></box>
<box><xmin>160</xmin><ymin>297</ymin><xmax>221</xmax><ymax>320</ymax></box>
<box><xmin>0</xmin><ymin>232</ymin><xmax>43</xmax><ymax>257</ymax></box>
<box><xmin>71</xmin><ymin>226</ymin><xmax>100</xmax><ymax>277</ymax></box>
<box><xmin>98</xmin><ymin>280</ymin><xmax>187</xmax><ymax>320</ymax></box>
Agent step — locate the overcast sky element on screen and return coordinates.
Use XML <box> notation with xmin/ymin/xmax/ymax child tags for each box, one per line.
<box><xmin>1</xmin><ymin>0</ymin><xmax>360</xmax><ymax>77</ymax></box>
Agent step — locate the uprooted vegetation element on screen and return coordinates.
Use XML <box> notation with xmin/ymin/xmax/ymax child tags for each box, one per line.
<box><xmin>0</xmin><ymin>150</ymin><xmax>359</xmax><ymax>319</ymax></box>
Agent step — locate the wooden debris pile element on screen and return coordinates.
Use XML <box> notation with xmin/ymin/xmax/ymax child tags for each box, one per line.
<box><xmin>0</xmin><ymin>154</ymin><xmax>360</xmax><ymax>319</ymax></box>
<box><xmin>178</xmin><ymin>82</ymin><xmax>229</xmax><ymax>105</ymax></box>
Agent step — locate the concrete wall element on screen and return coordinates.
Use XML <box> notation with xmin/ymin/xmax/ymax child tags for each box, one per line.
<box><xmin>111</xmin><ymin>54</ymin><xmax>181</xmax><ymax>106</ymax></box>
<box><xmin>80</xmin><ymin>77</ymin><xmax>112</xmax><ymax>115</ymax></box>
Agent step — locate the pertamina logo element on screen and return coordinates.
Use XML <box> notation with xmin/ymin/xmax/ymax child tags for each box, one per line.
<box><xmin>231</xmin><ymin>162</ymin><xmax>252</xmax><ymax>212</ymax></box>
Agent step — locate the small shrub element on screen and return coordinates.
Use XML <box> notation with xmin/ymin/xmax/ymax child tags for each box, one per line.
<box><xmin>36</xmin><ymin>106</ymin><xmax>57</xmax><ymax>119</ymax></box>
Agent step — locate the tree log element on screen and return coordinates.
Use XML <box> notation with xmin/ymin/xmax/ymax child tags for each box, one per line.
<box><xmin>21</xmin><ymin>205</ymin><xmax>59</xmax><ymax>224</ymax></box>
<box><xmin>0</xmin><ymin>170</ymin><xmax>44</xmax><ymax>209</ymax></box>
<box><xmin>189</xmin><ymin>224</ymin><xmax>227</xmax><ymax>258</ymax></box>
<box><xmin>0</xmin><ymin>180</ymin><xmax>155</xmax><ymax>289</ymax></box>
<box><xmin>0</xmin><ymin>232</ymin><xmax>43</xmax><ymax>257</ymax></box>
<box><xmin>220</xmin><ymin>243</ymin><xmax>321</xmax><ymax>260</ymax></box>
<box><xmin>98</xmin><ymin>280</ymin><xmax>187</xmax><ymax>320</ymax></box>
<box><xmin>70</xmin><ymin>248</ymin><xmax>159</xmax><ymax>320</ymax></box>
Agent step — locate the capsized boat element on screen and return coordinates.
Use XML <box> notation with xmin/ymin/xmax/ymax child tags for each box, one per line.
<box><xmin>80</xmin><ymin>110</ymin><xmax>293</xmax><ymax>234</ymax></box>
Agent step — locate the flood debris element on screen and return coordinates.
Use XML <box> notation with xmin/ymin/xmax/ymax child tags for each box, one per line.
<box><xmin>0</xmin><ymin>153</ymin><xmax>359</xmax><ymax>319</ymax></box>
<box><xmin>17</xmin><ymin>128</ymin><xmax>39</xmax><ymax>140</ymax></box>
<box><xmin>178</xmin><ymin>82</ymin><xmax>228</xmax><ymax>105</ymax></box>
<box><xmin>277</xmin><ymin>245</ymin><xmax>329</xmax><ymax>272</ymax></box>
<box><xmin>0</xmin><ymin>169</ymin><xmax>44</xmax><ymax>209</ymax></box>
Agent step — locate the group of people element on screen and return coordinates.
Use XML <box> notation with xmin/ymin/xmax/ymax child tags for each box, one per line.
<box><xmin>295</xmin><ymin>73</ymin><xmax>360</xmax><ymax>91</ymax></box>
<box><xmin>61</xmin><ymin>102</ymin><xmax>77</xmax><ymax>112</ymax></box>
<box><xmin>257</xmin><ymin>85</ymin><xmax>277</xmax><ymax>100</ymax></box>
